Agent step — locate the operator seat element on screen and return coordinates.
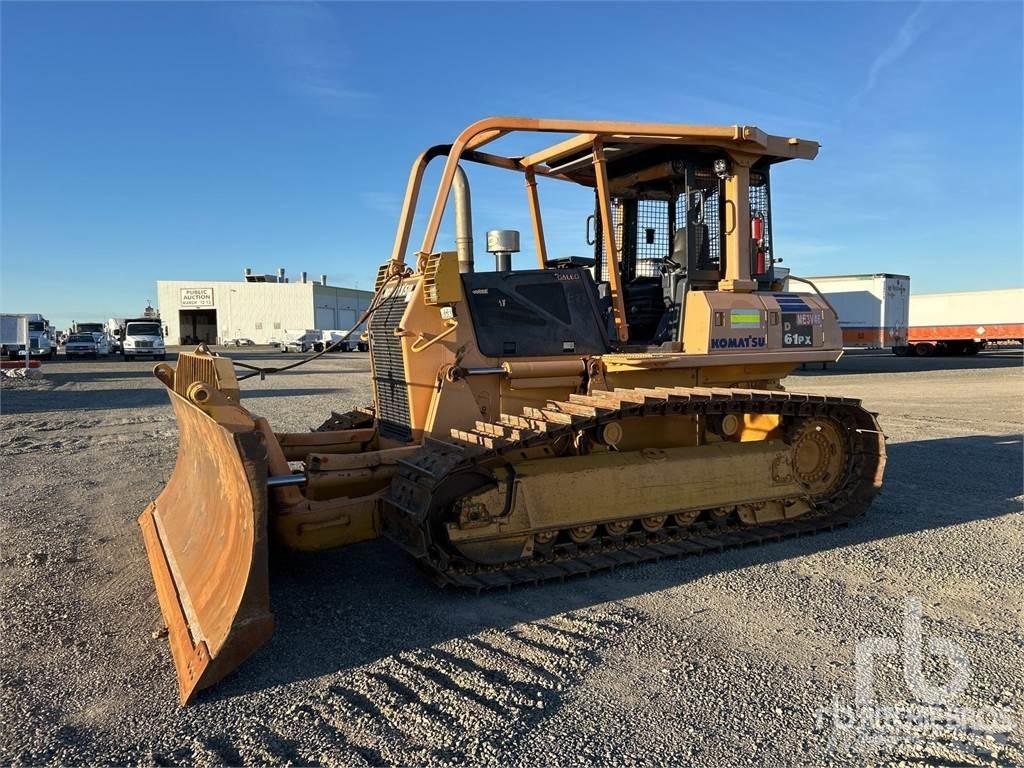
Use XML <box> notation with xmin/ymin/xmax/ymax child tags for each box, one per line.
<box><xmin>672</xmin><ymin>225</ymin><xmax>711</xmax><ymax>276</ymax></box>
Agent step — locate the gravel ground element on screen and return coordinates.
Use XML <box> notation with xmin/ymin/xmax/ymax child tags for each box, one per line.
<box><xmin>1</xmin><ymin>347</ymin><xmax>1021</xmax><ymax>767</ymax></box>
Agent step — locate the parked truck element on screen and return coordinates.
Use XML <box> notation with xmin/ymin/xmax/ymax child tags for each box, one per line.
<box><xmin>281</xmin><ymin>329</ymin><xmax>320</xmax><ymax>353</ymax></box>
<box><xmin>121</xmin><ymin>317</ymin><xmax>167</xmax><ymax>361</ymax></box>
<box><xmin>1</xmin><ymin>314</ymin><xmax>29</xmax><ymax>360</ymax></box>
<box><xmin>904</xmin><ymin>288</ymin><xmax>1024</xmax><ymax>356</ymax></box>
<box><xmin>804</xmin><ymin>274</ymin><xmax>910</xmax><ymax>351</ymax></box>
<box><xmin>64</xmin><ymin>332</ymin><xmax>102</xmax><ymax>359</ymax></box>
<box><xmin>2</xmin><ymin>313</ymin><xmax>57</xmax><ymax>359</ymax></box>
<box><xmin>69</xmin><ymin>321</ymin><xmax>111</xmax><ymax>356</ymax></box>
<box><xmin>106</xmin><ymin>318</ymin><xmax>125</xmax><ymax>352</ymax></box>
<box><xmin>70</xmin><ymin>321</ymin><xmax>105</xmax><ymax>335</ymax></box>
<box><xmin>319</xmin><ymin>328</ymin><xmax>368</xmax><ymax>353</ymax></box>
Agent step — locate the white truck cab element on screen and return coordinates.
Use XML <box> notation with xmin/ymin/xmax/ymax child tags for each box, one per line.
<box><xmin>122</xmin><ymin>319</ymin><xmax>166</xmax><ymax>361</ymax></box>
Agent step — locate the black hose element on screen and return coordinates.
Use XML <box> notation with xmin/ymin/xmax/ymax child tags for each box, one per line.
<box><xmin>232</xmin><ymin>270</ymin><xmax>408</xmax><ymax>382</ymax></box>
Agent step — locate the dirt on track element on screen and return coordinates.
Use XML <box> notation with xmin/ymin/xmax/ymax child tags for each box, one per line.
<box><xmin>1</xmin><ymin>348</ymin><xmax>1022</xmax><ymax>767</ymax></box>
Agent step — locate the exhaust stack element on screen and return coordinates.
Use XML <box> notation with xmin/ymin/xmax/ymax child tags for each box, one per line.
<box><xmin>320</xmin><ymin>274</ymin><xmax>328</xmax><ymax>286</ymax></box>
<box><xmin>454</xmin><ymin>165</ymin><xmax>474</xmax><ymax>274</ymax></box>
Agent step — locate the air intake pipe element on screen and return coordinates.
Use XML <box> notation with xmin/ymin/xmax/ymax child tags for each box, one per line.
<box><xmin>453</xmin><ymin>165</ymin><xmax>474</xmax><ymax>274</ymax></box>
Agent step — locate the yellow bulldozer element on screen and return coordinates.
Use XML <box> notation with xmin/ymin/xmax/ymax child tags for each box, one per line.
<box><xmin>140</xmin><ymin>117</ymin><xmax>886</xmax><ymax>703</ymax></box>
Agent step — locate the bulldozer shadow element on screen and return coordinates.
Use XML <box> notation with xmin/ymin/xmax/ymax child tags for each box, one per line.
<box><xmin>202</xmin><ymin>433</ymin><xmax>1023</xmax><ymax>706</ymax></box>
<box><xmin>794</xmin><ymin>347</ymin><xmax>1023</xmax><ymax>376</ymax></box>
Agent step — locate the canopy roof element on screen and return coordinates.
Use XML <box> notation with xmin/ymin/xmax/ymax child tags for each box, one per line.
<box><xmin>451</xmin><ymin>116</ymin><xmax>819</xmax><ymax>186</ymax></box>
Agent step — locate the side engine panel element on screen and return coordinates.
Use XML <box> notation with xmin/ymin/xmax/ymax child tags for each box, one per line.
<box><xmin>461</xmin><ymin>268</ymin><xmax>609</xmax><ymax>358</ymax></box>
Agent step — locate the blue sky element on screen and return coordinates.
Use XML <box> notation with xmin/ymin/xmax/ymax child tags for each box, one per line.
<box><xmin>2</xmin><ymin>1</ymin><xmax>1022</xmax><ymax>329</ymax></box>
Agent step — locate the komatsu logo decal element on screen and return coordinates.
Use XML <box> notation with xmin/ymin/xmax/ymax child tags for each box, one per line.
<box><xmin>711</xmin><ymin>335</ymin><xmax>767</xmax><ymax>350</ymax></box>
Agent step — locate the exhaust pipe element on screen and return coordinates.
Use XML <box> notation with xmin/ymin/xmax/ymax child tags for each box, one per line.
<box><xmin>453</xmin><ymin>165</ymin><xmax>474</xmax><ymax>274</ymax></box>
<box><xmin>320</xmin><ymin>274</ymin><xmax>328</xmax><ymax>286</ymax></box>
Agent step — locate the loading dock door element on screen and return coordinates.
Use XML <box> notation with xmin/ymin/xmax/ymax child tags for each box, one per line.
<box><xmin>179</xmin><ymin>309</ymin><xmax>218</xmax><ymax>344</ymax></box>
<box><xmin>315</xmin><ymin>307</ymin><xmax>334</xmax><ymax>330</ymax></box>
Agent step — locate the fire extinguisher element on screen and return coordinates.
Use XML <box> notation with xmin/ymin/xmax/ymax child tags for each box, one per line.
<box><xmin>751</xmin><ymin>214</ymin><xmax>766</xmax><ymax>275</ymax></box>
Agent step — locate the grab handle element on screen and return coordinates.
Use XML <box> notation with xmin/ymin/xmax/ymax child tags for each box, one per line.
<box><xmin>410</xmin><ymin>319</ymin><xmax>458</xmax><ymax>353</ymax></box>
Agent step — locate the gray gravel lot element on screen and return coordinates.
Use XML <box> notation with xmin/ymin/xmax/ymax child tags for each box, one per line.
<box><xmin>1</xmin><ymin>347</ymin><xmax>1022</xmax><ymax>766</ymax></box>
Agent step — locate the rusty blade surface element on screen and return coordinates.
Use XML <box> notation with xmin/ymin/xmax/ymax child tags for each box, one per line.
<box><xmin>139</xmin><ymin>386</ymin><xmax>273</xmax><ymax>704</ymax></box>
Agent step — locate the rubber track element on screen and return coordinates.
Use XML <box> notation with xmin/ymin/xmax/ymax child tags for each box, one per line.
<box><xmin>385</xmin><ymin>386</ymin><xmax>886</xmax><ymax>590</ymax></box>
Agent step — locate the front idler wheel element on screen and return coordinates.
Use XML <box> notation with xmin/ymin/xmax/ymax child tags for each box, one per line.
<box><xmin>789</xmin><ymin>417</ymin><xmax>850</xmax><ymax>501</ymax></box>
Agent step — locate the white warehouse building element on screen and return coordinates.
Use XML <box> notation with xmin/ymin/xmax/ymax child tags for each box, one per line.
<box><xmin>156</xmin><ymin>269</ymin><xmax>373</xmax><ymax>345</ymax></box>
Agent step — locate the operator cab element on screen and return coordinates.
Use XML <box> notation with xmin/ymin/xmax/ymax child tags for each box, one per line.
<box><xmin>587</xmin><ymin>151</ymin><xmax>779</xmax><ymax>348</ymax></box>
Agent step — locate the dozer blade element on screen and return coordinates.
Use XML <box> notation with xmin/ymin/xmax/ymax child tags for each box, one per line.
<box><xmin>139</xmin><ymin>382</ymin><xmax>273</xmax><ymax>704</ymax></box>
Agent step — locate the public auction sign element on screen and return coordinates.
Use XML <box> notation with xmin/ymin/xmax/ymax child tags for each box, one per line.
<box><xmin>180</xmin><ymin>288</ymin><xmax>214</xmax><ymax>307</ymax></box>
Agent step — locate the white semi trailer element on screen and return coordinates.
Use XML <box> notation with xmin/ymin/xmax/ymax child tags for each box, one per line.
<box><xmin>804</xmin><ymin>274</ymin><xmax>911</xmax><ymax>351</ymax></box>
<box><xmin>906</xmin><ymin>288</ymin><xmax>1024</xmax><ymax>355</ymax></box>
